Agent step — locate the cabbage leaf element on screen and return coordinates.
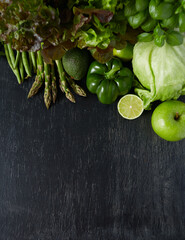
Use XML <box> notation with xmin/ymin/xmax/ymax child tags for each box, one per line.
<box><xmin>132</xmin><ymin>38</ymin><xmax>185</xmax><ymax>109</ymax></box>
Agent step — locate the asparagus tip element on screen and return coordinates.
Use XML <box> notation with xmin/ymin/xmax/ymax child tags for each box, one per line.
<box><xmin>27</xmin><ymin>75</ymin><xmax>44</xmax><ymax>98</ymax></box>
<box><xmin>75</xmin><ymin>85</ymin><xmax>87</xmax><ymax>97</ymax></box>
<box><xmin>66</xmin><ymin>92</ymin><xmax>76</xmax><ymax>103</ymax></box>
<box><xmin>44</xmin><ymin>94</ymin><xmax>52</xmax><ymax>109</ymax></box>
<box><xmin>27</xmin><ymin>93</ymin><xmax>32</xmax><ymax>99</ymax></box>
<box><xmin>51</xmin><ymin>77</ymin><xmax>57</xmax><ymax>104</ymax></box>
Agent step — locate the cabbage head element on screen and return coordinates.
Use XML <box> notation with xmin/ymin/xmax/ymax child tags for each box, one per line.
<box><xmin>132</xmin><ymin>39</ymin><xmax>185</xmax><ymax>109</ymax></box>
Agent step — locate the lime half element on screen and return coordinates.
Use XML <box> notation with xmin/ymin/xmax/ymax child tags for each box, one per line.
<box><xmin>117</xmin><ymin>94</ymin><xmax>144</xmax><ymax>120</ymax></box>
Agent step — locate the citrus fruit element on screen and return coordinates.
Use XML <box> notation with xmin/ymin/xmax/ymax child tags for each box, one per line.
<box><xmin>117</xmin><ymin>94</ymin><xmax>144</xmax><ymax>120</ymax></box>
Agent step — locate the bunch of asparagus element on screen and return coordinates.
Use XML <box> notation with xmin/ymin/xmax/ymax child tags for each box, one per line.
<box><xmin>4</xmin><ymin>44</ymin><xmax>86</xmax><ymax>109</ymax></box>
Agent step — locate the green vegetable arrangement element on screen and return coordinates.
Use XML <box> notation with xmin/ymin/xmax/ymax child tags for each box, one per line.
<box><xmin>0</xmin><ymin>0</ymin><xmax>185</xmax><ymax>109</ymax></box>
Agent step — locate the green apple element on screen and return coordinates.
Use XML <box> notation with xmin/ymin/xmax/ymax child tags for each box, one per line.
<box><xmin>113</xmin><ymin>42</ymin><xmax>133</xmax><ymax>61</ymax></box>
<box><xmin>151</xmin><ymin>100</ymin><xmax>185</xmax><ymax>141</ymax></box>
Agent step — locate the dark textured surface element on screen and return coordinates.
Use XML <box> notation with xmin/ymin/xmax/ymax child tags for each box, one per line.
<box><xmin>0</xmin><ymin>56</ymin><xmax>185</xmax><ymax>240</ymax></box>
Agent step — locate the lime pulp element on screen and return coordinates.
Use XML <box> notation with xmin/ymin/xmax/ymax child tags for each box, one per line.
<box><xmin>117</xmin><ymin>94</ymin><xmax>144</xmax><ymax>120</ymax></box>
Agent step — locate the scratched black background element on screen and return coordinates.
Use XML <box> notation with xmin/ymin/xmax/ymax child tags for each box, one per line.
<box><xmin>0</xmin><ymin>55</ymin><xmax>185</xmax><ymax>240</ymax></box>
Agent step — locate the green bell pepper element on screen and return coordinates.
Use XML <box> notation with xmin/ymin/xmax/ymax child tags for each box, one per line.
<box><xmin>86</xmin><ymin>58</ymin><xmax>133</xmax><ymax>104</ymax></box>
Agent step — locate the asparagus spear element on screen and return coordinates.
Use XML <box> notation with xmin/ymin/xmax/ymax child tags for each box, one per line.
<box><xmin>51</xmin><ymin>63</ymin><xmax>57</xmax><ymax>103</ymax></box>
<box><xmin>66</xmin><ymin>76</ymin><xmax>87</xmax><ymax>97</ymax></box>
<box><xmin>27</xmin><ymin>50</ymin><xmax>44</xmax><ymax>98</ymax></box>
<box><xmin>28</xmin><ymin>52</ymin><xmax>33</xmax><ymax>73</ymax></box>
<box><xmin>44</xmin><ymin>62</ymin><xmax>52</xmax><ymax>109</ymax></box>
<box><xmin>37</xmin><ymin>50</ymin><xmax>44</xmax><ymax>80</ymax></box>
<box><xmin>22</xmin><ymin>51</ymin><xmax>32</xmax><ymax>78</ymax></box>
<box><xmin>19</xmin><ymin>55</ymin><xmax>24</xmax><ymax>82</ymax></box>
<box><xmin>4</xmin><ymin>44</ymin><xmax>21</xmax><ymax>84</ymax></box>
<box><xmin>29</xmin><ymin>51</ymin><xmax>37</xmax><ymax>73</ymax></box>
<box><xmin>55</xmin><ymin>59</ymin><xmax>75</xmax><ymax>103</ymax></box>
<box><xmin>14</xmin><ymin>51</ymin><xmax>20</xmax><ymax>69</ymax></box>
<box><xmin>27</xmin><ymin>75</ymin><xmax>43</xmax><ymax>98</ymax></box>
<box><xmin>7</xmin><ymin>43</ymin><xmax>16</xmax><ymax>66</ymax></box>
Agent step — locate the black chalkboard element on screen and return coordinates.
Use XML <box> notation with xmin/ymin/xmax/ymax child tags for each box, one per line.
<box><xmin>0</xmin><ymin>56</ymin><xmax>185</xmax><ymax>240</ymax></box>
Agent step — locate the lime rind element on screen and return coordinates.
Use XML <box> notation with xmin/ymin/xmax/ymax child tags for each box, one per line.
<box><xmin>117</xmin><ymin>94</ymin><xmax>144</xmax><ymax>120</ymax></box>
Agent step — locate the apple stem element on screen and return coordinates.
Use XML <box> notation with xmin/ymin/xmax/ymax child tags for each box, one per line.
<box><xmin>175</xmin><ymin>112</ymin><xmax>179</xmax><ymax>120</ymax></box>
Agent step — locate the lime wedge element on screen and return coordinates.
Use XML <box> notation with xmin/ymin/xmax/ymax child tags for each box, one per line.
<box><xmin>117</xmin><ymin>94</ymin><xmax>144</xmax><ymax>120</ymax></box>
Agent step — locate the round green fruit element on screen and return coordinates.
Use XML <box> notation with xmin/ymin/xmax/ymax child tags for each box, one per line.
<box><xmin>62</xmin><ymin>48</ymin><xmax>90</xmax><ymax>80</ymax></box>
<box><xmin>113</xmin><ymin>42</ymin><xmax>133</xmax><ymax>61</ymax></box>
<box><xmin>151</xmin><ymin>100</ymin><xmax>185</xmax><ymax>142</ymax></box>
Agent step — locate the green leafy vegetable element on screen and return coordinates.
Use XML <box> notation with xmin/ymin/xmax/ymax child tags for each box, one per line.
<box><xmin>71</xmin><ymin>5</ymin><xmax>128</xmax><ymax>63</ymax></box>
<box><xmin>0</xmin><ymin>0</ymin><xmax>63</xmax><ymax>51</ymax></box>
<box><xmin>125</xmin><ymin>0</ymin><xmax>185</xmax><ymax>47</ymax></box>
<box><xmin>133</xmin><ymin>37</ymin><xmax>185</xmax><ymax>109</ymax></box>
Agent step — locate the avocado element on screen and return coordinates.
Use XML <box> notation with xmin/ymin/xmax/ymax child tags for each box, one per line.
<box><xmin>62</xmin><ymin>48</ymin><xmax>90</xmax><ymax>80</ymax></box>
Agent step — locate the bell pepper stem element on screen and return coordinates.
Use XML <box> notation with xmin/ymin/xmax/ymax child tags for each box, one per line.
<box><xmin>105</xmin><ymin>67</ymin><xmax>120</xmax><ymax>79</ymax></box>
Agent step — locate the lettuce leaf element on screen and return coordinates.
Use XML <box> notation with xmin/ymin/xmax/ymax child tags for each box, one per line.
<box><xmin>133</xmin><ymin>38</ymin><xmax>185</xmax><ymax>109</ymax></box>
<box><xmin>0</xmin><ymin>0</ymin><xmax>67</xmax><ymax>51</ymax></box>
<box><xmin>71</xmin><ymin>5</ymin><xmax>128</xmax><ymax>63</ymax></box>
